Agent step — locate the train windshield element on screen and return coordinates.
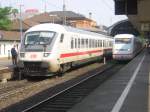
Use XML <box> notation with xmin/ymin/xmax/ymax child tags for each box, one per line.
<box><xmin>115</xmin><ymin>38</ymin><xmax>132</xmax><ymax>44</ymax></box>
<box><xmin>24</xmin><ymin>31</ymin><xmax>55</xmax><ymax>45</ymax></box>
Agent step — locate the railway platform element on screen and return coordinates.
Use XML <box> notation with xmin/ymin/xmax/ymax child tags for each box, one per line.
<box><xmin>68</xmin><ymin>50</ymin><xmax>149</xmax><ymax>112</ymax></box>
<box><xmin>0</xmin><ymin>58</ymin><xmax>13</xmax><ymax>83</ymax></box>
<box><xmin>0</xmin><ymin>58</ymin><xmax>12</xmax><ymax>69</ymax></box>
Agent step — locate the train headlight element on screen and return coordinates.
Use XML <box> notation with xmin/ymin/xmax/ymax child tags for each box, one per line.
<box><xmin>43</xmin><ymin>53</ymin><xmax>50</xmax><ymax>57</ymax></box>
<box><xmin>127</xmin><ymin>49</ymin><xmax>131</xmax><ymax>51</ymax></box>
<box><xmin>20</xmin><ymin>53</ymin><xmax>25</xmax><ymax>58</ymax></box>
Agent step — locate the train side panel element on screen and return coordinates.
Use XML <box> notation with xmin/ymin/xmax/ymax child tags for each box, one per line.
<box><xmin>17</xmin><ymin>23</ymin><xmax>113</xmax><ymax>76</ymax></box>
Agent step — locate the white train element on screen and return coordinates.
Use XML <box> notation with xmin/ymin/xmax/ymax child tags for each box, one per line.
<box><xmin>17</xmin><ymin>23</ymin><xmax>113</xmax><ymax>76</ymax></box>
<box><xmin>113</xmin><ymin>34</ymin><xmax>143</xmax><ymax>61</ymax></box>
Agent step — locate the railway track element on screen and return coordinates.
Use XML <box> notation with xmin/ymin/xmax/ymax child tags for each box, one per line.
<box><xmin>0</xmin><ymin>79</ymin><xmax>49</xmax><ymax>100</ymax></box>
<box><xmin>0</xmin><ymin>60</ymin><xmax>105</xmax><ymax>101</ymax></box>
<box><xmin>0</xmin><ymin>61</ymin><xmax>105</xmax><ymax>111</ymax></box>
<box><xmin>22</xmin><ymin>63</ymin><xmax>125</xmax><ymax>112</ymax></box>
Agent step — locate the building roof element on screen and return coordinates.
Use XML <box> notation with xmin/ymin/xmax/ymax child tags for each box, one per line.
<box><xmin>11</xmin><ymin>19</ymin><xmax>38</xmax><ymax>31</ymax></box>
<box><xmin>11</xmin><ymin>11</ymin><xmax>93</xmax><ymax>31</ymax></box>
<box><xmin>28</xmin><ymin>12</ymin><xmax>62</xmax><ymax>23</ymax></box>
<box><xmin>49</xmin><ymin>11</ymin><xmax>86</xmax><ymax>20</ymax></box>
<box><xmin>28</xmin><ymin>11</ymin><xmax>88</xmax><ymax>23</ymax></box>
<box><xmin>0</xmin><ymin>30</ymin><xmax>21</xmax><ymax>41</ymax></box>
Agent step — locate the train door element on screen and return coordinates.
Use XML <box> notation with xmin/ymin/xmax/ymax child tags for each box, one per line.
<box><xmin>59</xmin><ymin>33</ymin><xmax>66</xmax><ymax>64</ymax></box>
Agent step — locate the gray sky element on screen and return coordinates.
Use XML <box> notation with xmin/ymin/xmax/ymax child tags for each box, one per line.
<box><xmin>0</xmin><ymin>0</ymin><xmax>127</xmax><ymax>26</ymax></box>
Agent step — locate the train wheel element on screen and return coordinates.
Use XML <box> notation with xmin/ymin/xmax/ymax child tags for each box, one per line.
<box><xmin>56</xmin><ymin>65</ymin><xmax>64</xmax><ymax>77</ymax></box>
<box><xmin>57</xmin><ymin>63</ymin><xmax>72</xmax><ymax>77</ymax></box>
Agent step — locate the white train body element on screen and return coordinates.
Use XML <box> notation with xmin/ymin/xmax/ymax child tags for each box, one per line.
<box><xmin>18</xmin><ymin>23</ymin><xmax>113</xmax><ymax>76</ymax></box>
<box><xmin>113</xmin><ymin>34</ymin><xmax>142</xmax><ymax>60</ymax></box>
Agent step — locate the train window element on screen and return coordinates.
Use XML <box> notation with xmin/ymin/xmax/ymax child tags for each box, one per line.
<box><xmin>94</xmin><ymin>40</ymin><xmax>96</xmax><ymax>48</ymax></box>
<box><xmin>84</xmin><ymin>39</ymin><xmax>86</xmax><ymax>48</ymax></box>
<box><xmin>89</xmin><ymin>39</ymin><xmax>91</xmax><ymax>48</ymax></box>
<box><xmin>115</xmin><ymin>38</ymin><xmax>132</xmax><ymax>44</ymax></box>
<box><xmin>98</xmin><ymin>40</ymin><xmax>99</xmax><ymax>47</ymax></box>
<box><xmin>100</xmin><ymin>40</ymin><xmax>102</xmax><ymax>47</ymax></box>
<box><xmin>78</xmin><ymin>38</ymin><xmax>80</xmax><ymax>48</ymax></box>
<box><xmin>75</xmin><ymin>38</ymin><xmax>77</xmax><ymax>48</ymax></box>
<box><xmin>71</xmin><ymin>38</ymin><xmax>74</xmax><ymax>49</ymax></box>
<box><xmin>92</xmin><ymin>39</ymin><xmax>94</xmax><ymax>48</ymax></box>
<box><xmin>96</xmin><ymin>40</ymin><xmax>98</xmax><ymax>48</ymax></box>
<box><xmin>81</xmin><ymin>39</ymin><xmax>84</xmax><ymax>48</ymax></box>
<box><xmin>106</xmin><ymin>41</ymin><xmax>108</xmax><ymax>47</ymax></box>
<box><xmin>60</xmin><ymin>34</ymin><xmax>64</xmax><ymax>43</ymax></box>
<box><xmin>109</xmin><ymin>41</ymin><xmax>112</xmax><ymax>47</ymax></box>
<box><xmin>25</xmin><ymin>31</ymin><xmax>55</xmax><ymax>45</ymax></box>
<box><xmin>103</xmin><ymin>40</ymin><xmax>105</xmax><ymax>47</ymax></box>
<box><xmin>86</xmin><ymin>39</ymin><xmax>88</xmax><ymax>48</ymax></box>
<box><xmin>91</xmin><ymin>39</ymin><xmax>92</xmax><ymax>48</ymax></box>
<box><xmin>99</xmin><ymin>40</ymin><xmax>101</xmax><ymax>47</ymax></box>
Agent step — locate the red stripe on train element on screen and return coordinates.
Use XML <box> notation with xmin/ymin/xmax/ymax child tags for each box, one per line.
<box><xmin>60</xmin><ymin>49</ymin><xmax>103</xmax><ymax>58</ymax></box>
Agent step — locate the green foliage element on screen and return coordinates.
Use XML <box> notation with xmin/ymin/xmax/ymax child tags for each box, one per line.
<box><xmin>0</xmin><ymin>7</ymin><xmax>18</xmax><ymax>30</ymax></box>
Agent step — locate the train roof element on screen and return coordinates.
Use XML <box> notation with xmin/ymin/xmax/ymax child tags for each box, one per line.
<box><xmin>26</xmin><ymin>23</ymin><xmax>112</xmax><ymax>39</ymax></box>
<box><xmin>114</xmin><ymin>34</ymin><xmax>136</xmax><ymax>38</ymax></box>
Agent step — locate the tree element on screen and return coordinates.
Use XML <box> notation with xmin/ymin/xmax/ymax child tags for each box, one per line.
<box><xmin>0</xmin><ymin>7</ymin><xmax>18</xmax><ymax>30</ymax></box>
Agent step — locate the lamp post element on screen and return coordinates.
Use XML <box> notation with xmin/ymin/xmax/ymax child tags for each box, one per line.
<box><xmin>19</xmin><ymin>4</ymin><xmax>23</xmax><ymax>42</ymax></box>
<box><xmin>63</xmin><ymin>0</ymin><xmax>66</xmax><ymax>25</ymax></box>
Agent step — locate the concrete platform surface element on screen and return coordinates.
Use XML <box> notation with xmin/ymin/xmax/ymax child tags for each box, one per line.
<box><xmin>0</xmin><ymin>58</ymin><xmax>12</xmax><ymax>69</ymax></box>
<box><xmin>68</xmin><ymin>50</ymin><xmax>149</xmax><ymax>112</ymax></box>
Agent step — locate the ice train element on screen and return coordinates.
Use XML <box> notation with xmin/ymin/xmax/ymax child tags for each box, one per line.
<box><xmin>113</xmin><ymin>34</ymin><xmax>143</xmax><ymax>61</ymax></box>
<box><xmin>17</xmin><ymin>23</ymin><xmax>113</xmax><ymax>76</ymax></box>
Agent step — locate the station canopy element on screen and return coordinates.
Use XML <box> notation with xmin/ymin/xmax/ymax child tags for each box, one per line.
<box><xmin>108</xmin><ymin>20</ymin><xmax>139</xmax><ymax>37</ymax></box>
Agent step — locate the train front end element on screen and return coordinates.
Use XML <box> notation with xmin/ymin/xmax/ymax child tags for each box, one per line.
<box><xmin>113</xmin><ymin>36</ymin><xmax>133</xmax><ymax>60</ymax></box>
<box><xmin>18</xmin><ymin>30</ymin><xmax>60</xmax><ymax>76</ymax></box>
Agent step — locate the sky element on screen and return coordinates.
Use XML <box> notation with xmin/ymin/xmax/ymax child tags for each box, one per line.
<box><xmin>0</xmin><ymin>0</ymin><xmax>127</xmax><ymax>27</ymax></box>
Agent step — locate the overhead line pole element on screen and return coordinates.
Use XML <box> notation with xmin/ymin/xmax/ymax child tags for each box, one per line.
<box><xmin>19</xmin><ymin>4</ymin><xmax>23</xmax><ymax>43</ymax></box>
<box><xmin>44</xmin><ymin>0</ymin><xmax>47</xmax><ymax>13</ymax></box>
<box><xmin>63</xmin><ymin>0</ymin><xmax>66</xmax><ymax>25</ymax></box>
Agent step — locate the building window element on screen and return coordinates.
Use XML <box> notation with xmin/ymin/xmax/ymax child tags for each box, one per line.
<box><xmin>0</xmin><ymin>44</ymin><xmax>2</xmax><ymax>54</ymax></box>
<box><xmin>4</xmin><ymin>44</ymin><xmax>5</xmax><ymax>54</ymax></box>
